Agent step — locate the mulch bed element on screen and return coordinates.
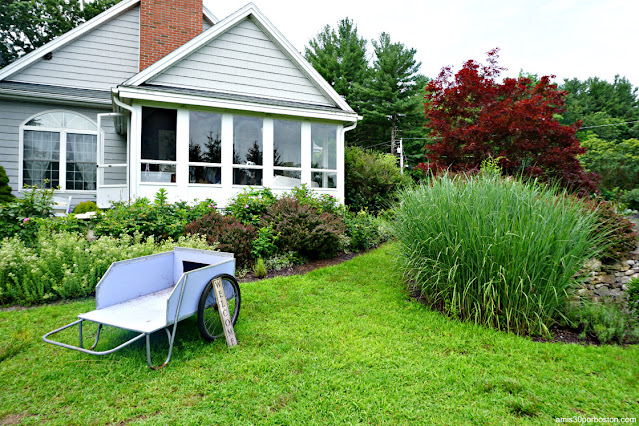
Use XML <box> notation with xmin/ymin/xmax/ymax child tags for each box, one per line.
<box><xmin>238</xmin><ymin>251</ymin><xmax>362</xmax><ymax>283</ymax></box>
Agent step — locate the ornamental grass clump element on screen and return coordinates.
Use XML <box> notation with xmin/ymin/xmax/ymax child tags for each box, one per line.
<box><xmin>391</xmin><ymin>173</ymin><xmax>605</xmax><ymax>335</ymax></box>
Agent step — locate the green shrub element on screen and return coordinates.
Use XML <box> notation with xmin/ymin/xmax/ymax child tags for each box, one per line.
<box><xmin>264</xmin><ymin>251</ymin><xmax>301</xmax><ymax>271</ymax></box>
<box><xmin>628</xmin><ymin>277</ymin><xmax>639</xmax><ymax>321</ymax></box>
<box><xmin>253</xmin><ymin>258</ymin><xmax>267</xmax><ymax>278</ymax></box>
<box><xmin>564</xmin><ymin>300</ymin><xmax>638</xmax><ymax>344</ymax></box>
<box><xmin>0</xmin><ymin>185</ymin><xmax>54</xmax><ymax>241</ymax></box>
<box><xmin>581</xmin><ymin>199</ymin><xmax>637</xmax><ymax>262</ymax></box>
<box><xmin>251</xmin><ymin>224</ymin><xmax>279</xmax><ymax>259</ymax></box>
<box><xmin>342</xmin><ymin>210</ymin><xmax>385</xmax><ymax>251</ymax></box>
<box><xmin>225</xmin><ymin>188</ymin><xmax>277</xmax><ymax>225</ymax></box>
<box><xmin>72</xmin><ymin>201</ymin><xmax>99</xmax><ymax>214</ymax></box>
<box><xmin>0</xmin><ymin>165</ymin><xmax>15</xmax><ymax>204</ymax></box>
<box><xmin>579</xmin><ymin>135</ymin><xmax>639</xmax><ymax>193</ymax></box>
<box><xmin>621</xmin><ymin>188</ymin><xmax>639</xmax><ymax>210</ymax></box>
<box><xmin>390</xmin><ymin>173</ymin><xmax>604</xmax><ymax>335</ymax></box>
<box><xmin>185</xmin><ymin>211</ymin><xmax>257</xmax><ymax>268</ymax></box>
<box><xmin>262</xmin><ymin>197</ymin><xmax>346</xmax><ymax>259</ymax></box>
<box><xmin>286</xmin><ymin>184</ymin><xmax>342</xmax><ymax>215</ymax></box>
<box><xmin>345</xmin><ymin>146</ymin><xmax>408</xmax><ymax>214</ymax></box>
<box><xmin>93</xmin><ymin>191</ymin><xmax>217</xmax><ymax>241</ymax></box>
<box><xmin>0</xmin><ymin>230</ymin><xmax>209</xmax><ymax>306</ymax></box>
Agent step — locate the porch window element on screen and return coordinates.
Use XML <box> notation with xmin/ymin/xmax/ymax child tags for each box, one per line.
<box><xmin>140</xmin><ymin>107</ymin><xmax>176</xmax><ymax>183</ymax></box>
<box><xmin>21</xmin><ymin>111</ymin><xmax>97</xmax><ymax>191</ymax></box>
<box><xmin>310</xmin><ymin>123</ymin><xmax>338</xmax><ymax>189</ymax></box>
<box><xmin>273</xmin><ymin>119</ymin><xmax>301</xmax><ymax>188</ymax></box>
<box><xmin>233</xmin><ymin>115</ymin><xmax>263</xmax><ymax>186</ymax></box>
<box><xmin>189</xmin><ymin>111</ymin><xmax>222</xmax><ymax>185</ymax></box>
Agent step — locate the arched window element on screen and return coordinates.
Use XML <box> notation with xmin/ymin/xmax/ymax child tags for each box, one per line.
<box><xmin>21</xmin><ymin>111</ymin><xmax>98</xmax><ymax>191</ymax></box>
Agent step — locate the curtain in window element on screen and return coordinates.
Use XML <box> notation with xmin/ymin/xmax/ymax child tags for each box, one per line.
<box><xmin>67</xmin><ymin>133</ymin><xmax>97</xmax><ymax>190</ymax></box>
<box><xmin>23</xmin><ymin>130</ymin><xmax>60</xmax><ymax>187</ymax></box>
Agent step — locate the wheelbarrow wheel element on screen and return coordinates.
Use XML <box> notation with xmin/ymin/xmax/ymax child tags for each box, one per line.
<box><xmin>197</xmin><ymin>274</ymin><xmax>241</xmax><ymax>342</ymax></box>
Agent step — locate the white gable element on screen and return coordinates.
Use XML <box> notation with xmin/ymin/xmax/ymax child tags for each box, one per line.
<box><xmin>147</xmin><ymin>17</ymin><xmax>335</xmax><ymax>107</ymax></box>
<box><xmin>6</xmin><ymin>6</ymin><xmax>140</xmax><ymax>91</ymax></box>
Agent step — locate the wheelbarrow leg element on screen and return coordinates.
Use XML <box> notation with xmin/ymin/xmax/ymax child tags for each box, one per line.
<box><xmin>90</xmin><ymin>324</ymin><xmax>103</xmax><ymax>350</ymax></box>
<box><xmin>146</xmin><ymin>327</ymin><xmax>176</xmax><ymax>370</ymax></box>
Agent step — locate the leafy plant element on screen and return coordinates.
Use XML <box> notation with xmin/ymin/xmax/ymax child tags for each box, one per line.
<box><xmin>72</xmin><ymin>200</ymin><xmax>98</xmax><ymax>214</ymax></box>
<box><xmin>345</xmin><ymin>146</ymin><xmax>407</xmax><ymax>214</ymax></box>
<box><xmin>564</xmin><ymin>300</ymin><xmax>638</xmax><ymax>344</ymax></box>
<box><xmin>0</xmin><ymin>165</ymin><xmax>15</xmax><ymax>203</ymax></box>
<box><xmin>341</xmin><ymin>209</ymin><xmax>385</xmax><ymax>251</ymax></box>
<box><xmin>0</xmin><ymin>230</ymin><xmax>210</xmax><ymax>306</ymax></box>
<box><xmin>261</xmin><ymin>197</ymin><xmax>346</xmax><ymax>259</ymax></box>
<box><xmin>253</xmin><ymin>258</ymin><xmax>267</xmax><ymax>278</ymax></box>
<box><xmin>628</xmin><ymin>277</ymin><xmax>639</xmax><ymax>321</ymax></box>
<box><xmin>390</xmin><ymin>173</ymin><xmax>604</xmax><ymax>335</ymax></box>
<box><xmin>286</xmin><ymin>184</ymin><xmax>342</xmax><ymax>215</ymax></box>
<box><xmin>93</xmin><ymin>192</ymin><xmax>217</xmax><ymax>241</ymax></box>
<box><xmin>251</xmin><ymin>224</ymin><xmax>279</xmax><ymax>259</ymax></box>
<box><xmin>620</xmin><ymin>188</ymin><xmax>639</xmax><ymax>210</ymax></box>
<box><xmin>185</xmin><ymin>211</ymin><xmax>257</xmax><ymax>268</ymax></box>
<box><xmin>580</xmin><ymin>198</ymin><xmax>637</xmax><ymax>262</ymax></box>
<box><xmin>225</xmin><ymin>188</ymin><xmax>277</xmax><ymax>225</ymax></box>
<box><xmin>420</xmin><ymin>48</ymin><xmax>598</xmax><ymax>195</ymax></box>
<box><xmin>0</xmin><ymin>184</ymin><xmax>55</xmax><ymax>241</ymax></box>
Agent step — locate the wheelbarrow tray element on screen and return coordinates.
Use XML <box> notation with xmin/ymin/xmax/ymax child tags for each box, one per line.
<box><xmin>43</xmin><ymin>247</ymin><xmax>237</xmax><ymax>368</ymax></box>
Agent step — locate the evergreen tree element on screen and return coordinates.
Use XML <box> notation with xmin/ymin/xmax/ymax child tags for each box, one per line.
<box><xmin>358</xmin><ymin>32</ymin><xmax>424</xmax><ymax>154</ymax></box>
<box><xmin>0</xmin><ymin>165</ymin><xmax>15</xmax><ymax>203</ymax></box>
<box><xmin>304</xmin><ymin>18</ymin><xmax>369</xmax><ymax>110</ymax></box>
<box><xmin>1</xmin><ymin>0</ymin><xmax>121</xmax><ymax>68</ymax></box>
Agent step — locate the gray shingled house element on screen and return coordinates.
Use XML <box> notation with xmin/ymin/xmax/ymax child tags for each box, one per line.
<box><xmin>0</xmin><ymin>0</ymin><xmax>358</xmax><ymax>207</ymax></box>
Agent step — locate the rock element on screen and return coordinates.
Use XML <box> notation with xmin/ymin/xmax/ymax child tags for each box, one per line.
<box><xmin>625</xmin><ymin>269</ymin><xmax>635</xmax><ymax>276</ymax></box>
<box><xmin>628</xmin><ymin>260</ymin><xmax>636</xmax><ymax>266</ymax></box>
<box><xmin>598</xmin><ymin>274</ymin><xmax>616</xmax><ymax>284</ymax></box>
<box><xmin>619</xmin><ymin>276</ymin><xmax>631</xmax><ymax>284</ymax></box>
<box><xmin>595</xmin><ymin>287</ymin><xmax>611</xmax><ymax>297</ymax></box>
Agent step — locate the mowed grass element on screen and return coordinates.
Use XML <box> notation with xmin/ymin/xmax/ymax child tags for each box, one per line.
<box><xmin>0</xmin><ymin>245</ymin><xmax>637</xmax><ymax>425</ymax></box>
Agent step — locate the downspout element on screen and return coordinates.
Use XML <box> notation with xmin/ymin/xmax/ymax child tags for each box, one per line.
<box><xmin>111</xmin><ymin>88</ymin><xmax>134</xmax><ymax>203</ymax></box>
<box><xmin>340</xmin><ymin>117</ymin><xmax>360</xmax><ymax>204</ymax></box>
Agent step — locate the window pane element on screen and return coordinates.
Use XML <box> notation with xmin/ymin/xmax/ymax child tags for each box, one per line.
<box><xmin>23</xmin><ymin>130</ymin><xmax>60</xmax><ymax>188</ymax></box>
<box><xmin>311</xmin><ymin>171</ymin><xmax>337</xmax><ymax>189</ymax></box>
<box><xmin>274</xmin><ymin>169</ymin><xmax>301</xmax><ymax>188</ymax></box>
<box><xmin>189</xmin><ymin>111</ymin><xmax>221</xmax><ymax>163</ymax></box>
<box><xmin>141</xmin><ymin>163</ymin><xmax>176</xmax><ymax>183</ymax></box>
<box><xmin>141</xmin><ymin>107</ymin><xmax>176</xmax><ymax>161</ymax></box>
<box><xmin>190</xmin><ymin>166</ymin><xmax>221</xmax><ymax>184</ymax></box>
<box><xmin>233</xmin><ymin>116</ymin><xmax>262</xmax><ymax>166</ymax></box>
<box><xmin>311</xmin><ymin>124</ymin><xmax>337</xmax><ymax>170</ymax></box>
<box><xmin>233</xmin><ymin>168</ymin><xmax>263</xmax><ymax>186</ymax></box>
<box><xmin>66</xmin><ymin>133</ymin><xmax>97</xmax><ymax>190</ymax></box>
<box><xmin>274</xmin><ymin>120</ymin><xmax>301</xmax><ymax>168</ymax></box>
<box><xmin>26</xmin><ymin>112</ymin><xmax>96</xmax><ymax>131</ymax></box>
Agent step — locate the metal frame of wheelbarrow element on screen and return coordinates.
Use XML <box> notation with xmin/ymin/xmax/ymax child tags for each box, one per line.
<box><xmin>42</xmin><ymin>247</ymin><xmax>239</xmax><ymax>369</ymax></box>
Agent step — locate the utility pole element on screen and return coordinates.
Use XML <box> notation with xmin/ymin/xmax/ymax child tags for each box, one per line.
<box><xmin>398</xmin><ymin>138</ymin><xmax>404</xmax><ymax>174</ymax></box>
<box><xmin>390</xmin><ymin>117</ymin><xmax>396</xmax><ymax>155</ymax></box>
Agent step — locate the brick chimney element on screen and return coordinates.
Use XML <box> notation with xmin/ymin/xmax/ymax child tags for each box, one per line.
<box><xmin>139</xmin><ymin>0</ymin><xmax>203</xmax><ymax>70</ymax></box>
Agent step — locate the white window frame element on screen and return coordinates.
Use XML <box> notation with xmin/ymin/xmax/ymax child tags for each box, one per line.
<box><xmin>18</xmin><ymin>110</ymin><xmax>99</xmax><ymax>193</ymax></box>
<box><xmin>139</xmin><ymin>107</ymin><xmax>178</xmax><ymax>186</ymax></box>
<box><xmin>187</xmin><ymin>111</ymin><xmax>223</xmax><ymax>187</ymax></box>
<box><xmin>272</xmin><ymin>119</ymin><xmax>303</xmax><ymax>189</ymax></box>
<box><xmin>310</xmin><ymin>123</ymin><xmax>339</xmax><ymax>191</ymax></box>
<box><xmin>232</xmin><ymin>115</ymin><xmax>264</xmax><ymax>188</ymax></box>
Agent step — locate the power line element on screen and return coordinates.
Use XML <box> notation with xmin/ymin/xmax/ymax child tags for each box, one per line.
<box><xmin>579</xmin><ymin>120</ymin><xmax>639</xmax><ymax>130</ymax></box>
<box><xmin>360</xmin><ymin>140</ymin><xmax>392</xmax><ymax>149</ymax></box>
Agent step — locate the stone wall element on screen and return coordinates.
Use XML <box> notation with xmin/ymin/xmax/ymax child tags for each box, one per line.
<box><xmin>578</xmin><ymin>247</ymin><xmax>639</xmax><ymax>303</ymax></box>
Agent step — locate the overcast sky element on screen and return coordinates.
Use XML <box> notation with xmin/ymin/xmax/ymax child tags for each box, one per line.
<box><xmin>205</xmin><ymin>0</ymin><xmax>639</xmax><ymax>87</ymax></box>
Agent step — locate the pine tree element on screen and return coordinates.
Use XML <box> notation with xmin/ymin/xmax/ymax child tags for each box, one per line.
<box><xmin>304</xmin><ymin>18</ymin><xmax>369</xmax><ymax>109</ymax></box>
<box><xmin>358</xmin><ymin>33</ymin><xmax>424</xmax><ymax>154</ymax></box>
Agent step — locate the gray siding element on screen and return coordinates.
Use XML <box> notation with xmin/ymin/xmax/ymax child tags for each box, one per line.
<box><xmin>6</xmin><ymin>6</ymin><xmax>140</xmax><ymax>91</ymax></box>
<box><xmin>149</xmin><ymin>17</ymin><xmax>333</xmax><ymax>107</ymax></box>
<box><xmin>0</xmin><ymin>99</ymin><xmax>127</xmax><ymax>204</ymax></box>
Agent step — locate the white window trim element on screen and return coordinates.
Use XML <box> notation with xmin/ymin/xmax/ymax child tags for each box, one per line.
<box><xmin>18</xmin><ymin>110</ymin><xmax>100</xmax><ymax>193</ymax></box>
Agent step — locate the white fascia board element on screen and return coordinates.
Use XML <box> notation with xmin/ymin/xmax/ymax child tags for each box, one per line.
<box><xmin>203</xmin><ymin>6</ymin><xmax>219</xmax><ymax>24</ymax></box>
<box><xmin>115</xmin><ymin>86</ymin><xmax>359</xmax><ymax>123</ymax></box>
<box><xmin>0</xmin><ymin>0</ymin><xmax>140</xmax><ymax>81</ymax></box>
<box><xmin>124</xmin><ymin>3</ymin><xmax>355</xmax><ymax>114</ymax></box>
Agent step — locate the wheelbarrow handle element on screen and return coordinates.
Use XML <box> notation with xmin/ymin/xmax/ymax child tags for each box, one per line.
<box><xmin>43</xmin><ymin>319</ymin><xmax>146</xmax><ymax>356</ymax></box>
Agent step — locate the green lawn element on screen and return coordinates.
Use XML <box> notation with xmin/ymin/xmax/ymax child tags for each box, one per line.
<box><xmin>0</xmin><ymin>245</ymin><xmax>637</xmax><ymax>425</ymax></box>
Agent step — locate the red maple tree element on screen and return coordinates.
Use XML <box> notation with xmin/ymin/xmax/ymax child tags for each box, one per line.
<box><xmin>418</xmin><ymin>49</ymin><xmax>598</xmax><ymax>193</ymax></box>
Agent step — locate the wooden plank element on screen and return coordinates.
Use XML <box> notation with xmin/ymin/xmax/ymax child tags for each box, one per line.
<box><xmin>212</xmin><ymin>277</ymin><xmax>237</xmax><ymax>347</ymax></box>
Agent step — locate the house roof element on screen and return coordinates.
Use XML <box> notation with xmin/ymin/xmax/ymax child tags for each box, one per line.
<box><xmin>0</xmin><ymin>81</ymin><xmax>112</xmax><ymax>105</ymax></box>
<box><xmin>122</xmin><ymin>3</ymin><xmax>355</xmax><ymax>115</ymax></box>
<box><xmin>0</xmin><ymin>0</ymin><xmax>219</xmax><ymax>82</ymax></box>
